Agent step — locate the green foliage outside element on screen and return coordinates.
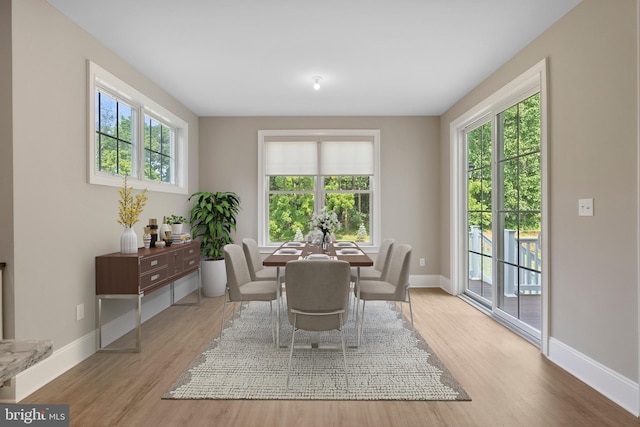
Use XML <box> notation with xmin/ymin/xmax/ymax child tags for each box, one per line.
<box><xmin>268</xmin><ymin>175</ymin><xmax>371</xmax><ymax>243</ymax></box>
<box><xmin>467</xmin><ymin>93</ymin><xmax>541</xmax><ymax>235</ymax></box>
<box><xmin>95</xmin><ymin>90</ymin><xmax>173</xmax><ymax>182</ymax></box>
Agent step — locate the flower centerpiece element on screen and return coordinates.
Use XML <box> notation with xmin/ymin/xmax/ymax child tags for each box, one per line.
<box><xmin>310</xmin><ymin>207</ymin><xmax>340</xmax><ymax>250</ymax></box>
<box><xmin>117</xmin><ymin>176</ymin><xmax>148</xmax><ymax>254</ymax></box>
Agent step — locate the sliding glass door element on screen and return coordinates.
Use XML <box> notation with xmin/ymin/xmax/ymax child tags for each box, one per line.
<box><xmin>465</xmin><ymin>93</ymin><xmax>542</xmax><ymax>340</ymax></box>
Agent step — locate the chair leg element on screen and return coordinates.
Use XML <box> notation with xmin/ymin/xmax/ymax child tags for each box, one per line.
<box><xmin>339</xmin><ymin>313</ymin><xmax>349</xmax><ymax>391</ymax></box>
<box><xmin>219</xmin><ymin>297</ymin><xmax>228</xmax><ymax>343</ymax></box>
<box><xmin>269</xmin><ymin>301</ymin><xmax>275</xmax><ymax>344</ymax></box>
<box><xmin>407</xmin><ymin>289</ymin><xmax>414</xmax><ymax>329</ymax></box>
<box><xmin>286</xmin><ymin>314</ymin><xmax>298</xmax><ymax>389</ymax></box>
<box><xmin>358</xmin><ymin>300</ymin><xmax>367</xmax><ymax>347</ymax></box>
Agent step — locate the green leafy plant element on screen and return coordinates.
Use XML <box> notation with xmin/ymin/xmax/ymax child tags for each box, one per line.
<box><xmin>188</xmin><ymin>191</ymin><xmax>241</xmax><ymax>260</ymax></box>
<box><xmin>166</xmin><ymin>214</ymin><xmax>187</xmax><ymax>225</ymax></box>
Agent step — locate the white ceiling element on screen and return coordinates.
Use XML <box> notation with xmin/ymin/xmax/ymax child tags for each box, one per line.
<box><xmin>48</xmin><ymin>0</ymin><xmax>581</xmax><ymax>117</ymax></box>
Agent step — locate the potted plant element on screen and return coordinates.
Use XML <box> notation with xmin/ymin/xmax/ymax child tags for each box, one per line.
<box><xmin>188</xmin><ymin>191</ymin><xmax>241</xmax><ymax>297</ymax></box>
<box><xmin>166</xmin><ymin>214</ymin><xmax>188</xmax><ymax>235</ymax></box>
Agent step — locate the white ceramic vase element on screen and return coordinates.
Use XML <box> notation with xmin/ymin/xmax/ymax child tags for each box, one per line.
<box><xmin>120</xmin><ymin>227</ymin><xmax>138</xmax><ymax>254</ymax></box>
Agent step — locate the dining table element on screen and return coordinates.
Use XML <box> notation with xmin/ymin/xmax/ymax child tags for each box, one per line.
<box><xmin>263</xmin><ymin>241</ymin><xmax>374</xmax><ymax>348</ymax></box>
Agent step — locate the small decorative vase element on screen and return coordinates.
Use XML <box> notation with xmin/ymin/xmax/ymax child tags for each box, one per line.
<box><xmin>143</xmin><ymin>233</ymin><xmax>151</xmax><ymax>249</ymax></box>
<box><xmin>120</xmin><ymin>227</ymin><xmax>138</xmax><ymax>254</ymax></box>
<box><xmin>322</xmin><ymin>232</ymin><xmax>329</xmax><ymax>252</ymax></box>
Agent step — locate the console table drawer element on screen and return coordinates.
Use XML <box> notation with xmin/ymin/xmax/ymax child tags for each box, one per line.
<box><xmin>183</xmin><ymin>245</ymin><xmax>198</xmax><ymax>258</ymax></box>
<box><xmin>140</xmin><ymin>254</ymin><xmax>168</xmax><ymax>274</ymax></box>
<box><xmin>140</xmin><ymin>266</ymin><xmax>168</xmax><ymax>290</ymax></box>
<box><xmin>183</xmin><ymin>255</ymin><xmax>199</xmax><ymax>271</ymax></box>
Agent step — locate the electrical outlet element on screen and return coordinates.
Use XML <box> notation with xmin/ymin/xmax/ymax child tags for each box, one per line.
<box><xmin>419</xmin><ymin>258</ymin><xmax>426</xmax><ymax>267</ymax></box>
<box><xmin>76</xmin><ymin>303</ymin><xmax>84</xmax><ymax>321</ymax></box>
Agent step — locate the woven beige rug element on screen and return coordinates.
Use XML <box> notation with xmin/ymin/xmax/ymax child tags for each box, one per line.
<box><xmin>163</xmin><ymin>300</ymin><xmax>470</xmax><ymax>401</ymax></box>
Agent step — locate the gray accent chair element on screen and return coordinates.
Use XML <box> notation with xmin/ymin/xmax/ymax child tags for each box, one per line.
<box><xmin>242</xmin><ymin>237</ymin><xmax>281</xmax><ymax>281</ymax></box>
<box><xmin>221</xmin><ymin>244</ymin><xmax>280</xmax><ymax>345</ymax></box>
<box><xmin>350</xmin><ymin>238</ymin><xmax>395</xmax><ymax>282</ymax></box>
<box><xmin>356</xmin><ymin>244</ymin><xmax>413</xmax><ymax>346</ymax></box>
<box><xmin>285</xmin><ymin>259</ymin><xmax>351</xmax><ymax>389</ymax></box>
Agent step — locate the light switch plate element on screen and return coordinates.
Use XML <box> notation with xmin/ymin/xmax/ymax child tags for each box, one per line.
<box><xmin>578</xmin><ymin>198</ymin><xmax>594</xmax><ymax>216</ymax></box>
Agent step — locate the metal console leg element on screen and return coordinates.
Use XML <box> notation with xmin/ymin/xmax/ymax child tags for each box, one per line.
<box><xmin>97</xmin><ymin>294</ymin><xmax>142</xmax><ymax>353</ymax></box>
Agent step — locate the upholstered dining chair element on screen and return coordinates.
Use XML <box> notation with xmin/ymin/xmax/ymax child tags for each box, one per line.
<box><xmin>221</xmin><ymin>244</ymin><xmax>280</xmax><ymax>345</ymax></box>
<box><xmin>242</xmin><ymin>237</ymin><xmax>280</xmax><ymax>282</ymax></box>
<box><xmin>355</xmin><ymin>244</ymin><xmax>412</xmax><ymax>346</ymax></box>
<box><xmin>284</xmin><ymin>259</ymin><xmax>351</xmax><ymax>389</ymax></box>
<box><xmin>350</xmin><ymin>238</ymin><xmax>395</xmax><ymax>282</ymax></box>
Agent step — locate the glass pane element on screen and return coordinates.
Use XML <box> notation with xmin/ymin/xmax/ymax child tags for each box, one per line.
<box><xmin>117</xmin><ymin>140</ymin><xmax>132</xmax><ymax>176</ymax></box>
<box><xmin>467</xmin><ymin>168</ymin><xmax>482</xmax><ymax>214</ymax></box>
<box><xmin>499</xmin><ymin>104</ymin><xmax>518</xmax><ymax>160</ymax></box>
<box><xmin>325</xmin><ymin>192</ymin><xmax>371</xmax><ymax>243</ymax></box>
<box><xmin>519</xmin><ymin>153</ymin><xmax>541</xmax><ymax>211</ymax></box>
<box><xmin>480</xmin><ymin>122</ymin><xmax>492</xmax><ymax>167</ymax></box>
<box><xmin>519</xmin><ymin>212</ymin><xmax>541</xmax><ymax>272</ymax></box>
<box><xmin>117</xmin><ymin>103</ymin><xmax>132</xmax><ymax>143</ymax></box>
<box><xmin>98</xmin><ymin>135</ymin><xmax>117</xmax><ymax>174</ymax></box>
<box><xmin>161</xmin><ymin>126</ymin><xmax>171</xmax><ymax>155</ymax></box>
<box><xmin>519</xmin><ymin>93</ymin><xmax>541</xmax><ymax>156</ymax></box>
<box><xmin>497</xmin><ymin>261</ymin><xmax>519</xmax><ymax>316</ymax></box>
<box><xmin>481</xmin><ymin>168</ymin><xmax>492</xmax><ymax>212</ymax></box>
<box><xmin>498</xmin><ymin>212</ymin><xmax>518</xmax><ymax>264</ymax></box>
<box><xmin>467</xmin><ymin>128</ymin><xmax>481</xmax><ymax>171</ymax></box>
<box><xmin>323</xmin><ymin>175</ymin><xmax>371</xmax><ymax>191</ymax></box>
<box><xmin>269</xmin><ymin>176</ymin><xmax>315</xmax><ymax>191</ymax></box>
<box><xmin>481</xmin><ymin>213</ymin><xmax>492</xmax><ymax>257</ymax></box>
<box><xmin>269</xmin><ymin>193</ymin><xmax>315</xmax><ymax>243</ymax></box>
<box><xmin>499</xmin><ymin>158</ymin><xmax>519</xmax><ymax>211</ymax></box>
<box><xmin>98</xmin><ymin>92</ymin><xmax>117</xmax><ymax>136</ymax></box>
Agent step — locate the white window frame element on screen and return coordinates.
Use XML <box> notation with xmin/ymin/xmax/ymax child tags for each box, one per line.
<box><xmin>87</xmin><ymin>60</ymin><xmax>189</xmax><ymax>194</ymax></box>
<box><xmin>258</xmin><ymin>129</ymin><xmax>381</xmax><ymax>249</ymax></box>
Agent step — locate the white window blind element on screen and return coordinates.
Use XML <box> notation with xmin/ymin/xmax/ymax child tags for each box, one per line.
<box><xmin>264</xmin><ymin>139</ymin><xmax>374</xmax><ymax>176</ymax></box>
<box><xmin>265</xmin><ymin>140</ymin><xmax>318</xmax><ymax>175</ymax></box>
<box><xmin>320</xmin><ymin>140</ymin><xmax>374</xmax><ymax>175</ymax></box>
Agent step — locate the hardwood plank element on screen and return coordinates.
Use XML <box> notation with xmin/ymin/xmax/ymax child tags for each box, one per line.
<box><xmin>22</xmin><ymin>289</ymin><xmax>638</xmax><ymax>427</ymax></box>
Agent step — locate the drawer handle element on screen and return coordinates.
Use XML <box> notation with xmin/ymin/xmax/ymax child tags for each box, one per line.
<box><xmin>189</xmin><ymin>260</ymin><xmax>195</xmax><ymax>266</ymax></box>
<box><xmin>188</xmin><ymin>249</ymin><xmax>194</xmax><ymax>254</ymax></box>
<box><xmin>151</xmin><ymin>260</ymin><xmax>158</xmax><ymax>266</ymax></box>
<box><xmin>151</xmin><ymin>274</ymin><xmax>160</xmax><ymax>281</ymax></box>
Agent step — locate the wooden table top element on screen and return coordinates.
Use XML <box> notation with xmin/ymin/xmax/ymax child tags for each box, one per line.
<box><xmin>263</xmin><ymin>241</ymin><xmax>373</xmax><ymax>267</ymax></box>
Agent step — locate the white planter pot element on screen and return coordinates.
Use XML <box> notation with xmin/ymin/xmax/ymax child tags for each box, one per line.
<box><xmin>200</xmin><ymin>259</ymin><xmax>227</xmax><ymax>297</ymax></box>
<box><xmin>171</xmin><ymin>223</ymin><xmax>184</xmax><ymax>235</ymax></box>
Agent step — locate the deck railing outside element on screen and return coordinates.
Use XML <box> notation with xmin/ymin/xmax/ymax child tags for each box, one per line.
<box><xmin>469</xmin><ymin>226</ymin><xmax>541</xmax><ymax>296</ymax></box>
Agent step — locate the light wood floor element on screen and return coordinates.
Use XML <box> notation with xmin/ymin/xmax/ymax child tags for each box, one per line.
<box><xmin>23</xmin><ymin>288</ymin><xmax>638</xmax><ymax>427</ymax></box>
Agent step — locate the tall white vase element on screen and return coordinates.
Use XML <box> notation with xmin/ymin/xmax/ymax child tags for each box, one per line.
<box><xmin>120</xmin><ymin>227</ymin><xmax>138</xmax><ymax>254</ymax></box>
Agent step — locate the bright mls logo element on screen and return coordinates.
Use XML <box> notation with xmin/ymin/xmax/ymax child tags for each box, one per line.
<box><xmin>0</xmin><ymin>405</ymin><xmax>69</xmax><ymax>426</ymax></box>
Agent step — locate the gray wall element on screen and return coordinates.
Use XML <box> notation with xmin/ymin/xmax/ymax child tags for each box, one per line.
<box><xmin>440</xmin><ymin>0</ymin><xmax>638</xmax><ymax>381</ymax></box>
<box><xmin>7</xmin><ymin>0</ymin><xmax>199</xmax><ymax>347</ymax></box>
<box><xmin>198</xmin><ymin>116</ymin><xmax>440</xmax><ymax>277</ymax></box>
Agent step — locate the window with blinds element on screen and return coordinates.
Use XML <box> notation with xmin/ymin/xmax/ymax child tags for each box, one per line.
<box><xmin>259</xmin><ymin>130</ymin><xmax>380</xmax><ymax>246</ymax></box>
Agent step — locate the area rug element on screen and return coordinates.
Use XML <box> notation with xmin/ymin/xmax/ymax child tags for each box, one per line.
<box><xmin>163</xmin><ymin>300</ymin><xmax>470</xmax><ymax>401</ymax></box>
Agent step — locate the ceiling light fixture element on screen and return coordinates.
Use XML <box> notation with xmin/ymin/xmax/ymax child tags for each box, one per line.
<box><xmin>312</xmin><ymin>76</ymin><xmax>322</xmax><ymax>91</ymax></box>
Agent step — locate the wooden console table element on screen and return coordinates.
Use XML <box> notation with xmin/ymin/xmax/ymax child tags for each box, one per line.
<box><xmin>95</xmin><ymin>240</ymin><xmax>201</xmax><ymax>352</ymax></box>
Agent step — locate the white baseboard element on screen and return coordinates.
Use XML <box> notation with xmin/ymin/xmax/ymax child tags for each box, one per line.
<box><xmin>0</xmin><ymin>277</ymin><xmax>198</xmax><ymax>402</ymax></box>
<box><xmin>0</xmin><ymin>330</ymin><xmax>96</xmax><ymax>403</ymax></box>
<box><xmin>548</xmin><ymin>337</ymin><xmax>639</xmax><ymax>416</ymax></box>
<box><xmin>408</xmin><ymin>274</ymin><xmax>441</xmax><ymax>288</ymax></box>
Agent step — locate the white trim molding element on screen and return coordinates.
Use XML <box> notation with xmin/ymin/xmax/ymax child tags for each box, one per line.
<box><xmin>549</xmin><ymin>338</ymin><xmax>639</xmax><ymax>416</ymax></box>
